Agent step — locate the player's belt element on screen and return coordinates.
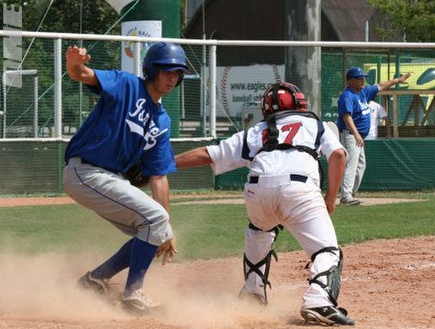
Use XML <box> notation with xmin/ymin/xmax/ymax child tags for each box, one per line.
<box><xmin>68</xmin><ymin>157</ymin><xmax>116</xmax><ymax>174</ymax></box>
<box><xmin>249</xmin><ymin>174</ymin><xmax>308</xmax><ymax>184</ymax></box>
<box><xmin>338</xmin><ymin>129</ymin><xmax>353</xmax><ymax>135</ymax></box>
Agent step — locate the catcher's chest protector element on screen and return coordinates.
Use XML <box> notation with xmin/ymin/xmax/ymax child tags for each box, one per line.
<box><xmin>242</xmin><ymin>110</ymin><xmax>325</xmax><ymax>187</ymax></box>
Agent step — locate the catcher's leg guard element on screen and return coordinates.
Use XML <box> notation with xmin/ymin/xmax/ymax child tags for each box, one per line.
<box><xmin>308</xmin><ymin>247</ymin><xmax>343</xmax><ymax>306</ymax></box>
<box><xmin>240</xmin><ymin>224</ymin><xmax>281</xmax><ymax>304</ymax></box>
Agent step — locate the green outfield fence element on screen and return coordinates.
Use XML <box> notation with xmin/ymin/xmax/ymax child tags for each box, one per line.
<box><xmin>1</xmin><ymin>32</ymin><xmax>434</xmax><ymax>195</ymax></box>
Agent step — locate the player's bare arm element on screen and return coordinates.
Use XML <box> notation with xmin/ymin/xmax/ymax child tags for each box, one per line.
<box><xmin>324</xmin><ymin>148</ymin><xmax>346</xmax><ymax>214</ymax></box>
<box><xmin>149</xmin><ymin>175</ymin><xmax>178</xmax><ymax>264</ymax></box>
<box><xmin>377</xmin><ymin>72</ymin><xmax>411</xmax><ymax>92</ymax></box>
<box><xmin>149</xmin><ymin>175</ymin><xmax>170</xmax><ymax>211</ymax></box>
<box><xmin>343</xmin><ymin>114</ymin><xmax>364</xmax><ymax>147</ymax></box>
<box><xmin>65</xmin><ymin>46</ymin><xmax>98</xmax><ymax>86</ymax></box>
<box><xmin>175</xmin><ymin>146</ymin><xmax>213</xmax><ymax>168</ymax></box>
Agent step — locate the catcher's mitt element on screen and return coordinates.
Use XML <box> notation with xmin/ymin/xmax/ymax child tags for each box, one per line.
<box><xmin>123</xmin><ymin>161</ymin><xmax>150</xmax><ymax>187</ymax></box>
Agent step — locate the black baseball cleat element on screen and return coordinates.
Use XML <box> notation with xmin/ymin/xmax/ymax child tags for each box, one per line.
<box><xmin>301</xmin><ymin>305</ymin><xmax>355</xmax><ymax>326</ymax></box>
<box><xmin>77</xmin><ymin>271</ymin><xmax>109</xmax><ymax>296</ymax></box>
<box><xmin>340</xmin><ymin>198</ymin><xmax>361</xmax><ymax>206</ymax></box>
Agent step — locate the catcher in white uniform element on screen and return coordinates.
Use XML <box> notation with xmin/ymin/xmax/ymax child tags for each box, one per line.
<box><xmin>175</xmin><ymin>82</ymin><xmax>355</xmax><ymax>326</ymax></box>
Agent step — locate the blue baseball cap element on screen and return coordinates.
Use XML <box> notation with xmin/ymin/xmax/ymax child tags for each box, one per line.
<box><xmin>346</xmin><ymin>67</ymin><xmax>368</xmax><ymax>80</ymax></box>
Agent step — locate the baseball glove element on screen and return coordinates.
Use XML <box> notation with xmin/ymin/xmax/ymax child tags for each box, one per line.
<box><xmin>123</xmin><ymin>161</ymin><xmax>150</xmax><ymax>187</ymax></box>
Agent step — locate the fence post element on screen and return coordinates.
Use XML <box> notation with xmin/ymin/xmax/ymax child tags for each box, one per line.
<box><xmin>209</xmin><ymin>44</ymin><xmax>217</xmax><ymax>138</ymax></box>
<box><xmin>33</xmin><ymin>75</ymin><xmax>38</xmax><ymax>137</ymax></box>
<box><xmin>54</xmin><ymin>38</ymin><xmax>62</xmax><ymax>138</ymax></box>
<box><xmin>133</xmin><ymin>41</ymin><xmax>142</xmax><ymax>77</ymax></box>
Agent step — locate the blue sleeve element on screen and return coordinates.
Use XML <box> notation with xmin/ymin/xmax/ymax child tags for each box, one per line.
<box><xmin>362</xmin><ymin>85</ymin><xmax>379</xmax><ymax>102</ymax></box>
<box><xmin>141</xmin><ymin>114</ymin><xmax>177</xmax><ymax>176</ymax></box>
<box><xmin>87</xmin><ymin>70</ymin><xmax>130</xmax><ymax>100</ymax></box>
<box><xmin>339</xmin><ymin>95</ymin><xmax>355</xmax><ymax>116</ymax></box>
<box><xmin>141</xmin><ymin>138</ymin><xmax>176</xmax><ymax>176</ymax></box>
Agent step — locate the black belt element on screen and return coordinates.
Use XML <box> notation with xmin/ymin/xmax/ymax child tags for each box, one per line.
<box><xmin>249</xmin><ymin>174</ymin><xmax>308</xmax><ymax>184</ymax></box>
<box><xmin>70</xmin><ymin>157</ymin><xmax>116</xmax><ymax>173</ymax></box>
<box><xmin>77</xmin><ymin>157</ymin><xmax>98</xmax><ymax>167</ymax></box>
<box><xmin>339</xmin><ymin>129</ymin><xmax>353</xmax><ymax>135</ymax></box>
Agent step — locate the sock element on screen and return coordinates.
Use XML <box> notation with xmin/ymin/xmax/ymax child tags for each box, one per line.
<box><xmin>91</xmin><ymin>238</ymin><xmax>134</xmax><ymax>279</ymax></box>
<box><xmin>124</xmin><ymin>237</ymin><xmax>158</xmax><ymax>294</ymax></box>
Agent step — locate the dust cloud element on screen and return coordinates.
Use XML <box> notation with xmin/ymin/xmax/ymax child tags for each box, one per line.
<box><xmin>0</xmin><ymin>251</ymin><xmax>300</xmax><ymax>328</ymax></box>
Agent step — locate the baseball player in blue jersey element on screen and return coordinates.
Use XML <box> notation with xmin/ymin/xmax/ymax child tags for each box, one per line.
<box><xmin>337</xmin><ymin>67</ymin><xmax>410</xmax><ymax>205</ymax></box>
<box><xmin>175</xmin><ymin>82</ymin><xmax>355</xmax><ymax>325</ymax></box>
<box><xmin>63</xmin><ymin>42</ymin><xmax>188</xmax><ymax>313</ymax></box>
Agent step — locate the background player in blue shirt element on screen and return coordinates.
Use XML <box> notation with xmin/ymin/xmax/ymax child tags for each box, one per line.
<box><xmin>337</xmin><ymin>67</ymin><xmax>410</xmax><ymax>205</ymax></box>
<box><xmin>63</xmin><ymin>42</ymin><xmax>188</xmax><ymax>313</ymax></box>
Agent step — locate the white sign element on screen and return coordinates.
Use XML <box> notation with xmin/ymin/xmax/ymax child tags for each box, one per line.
<box><xmin>121</xmin><ymin>20</ymin><xmax>162</xmax><ymax>73</ymax></box>
<box><xmin>216</xmin><ymin>64</ymin><xmax>285</xmax><ymax>117</ymax></box>
<box><xmin>3</xmin><ymin>4</ymin><xmax>23</xmax><ymax>87</ymax></box>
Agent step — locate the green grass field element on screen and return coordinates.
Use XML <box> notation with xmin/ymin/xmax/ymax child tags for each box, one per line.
<box><xmin>0</xmin><ymin>191</ymin><xmax>434</xmax><ymax>261</ymax></box>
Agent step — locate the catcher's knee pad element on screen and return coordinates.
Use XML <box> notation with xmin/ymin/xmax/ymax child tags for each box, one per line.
<box><xmin>308</xmin><ymin>246</ymin><xmax>343</xmax><ymax>306</ymax></box>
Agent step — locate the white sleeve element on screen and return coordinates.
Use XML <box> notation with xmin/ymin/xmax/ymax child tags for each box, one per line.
<box><xmin>206</xmin><ymin>132</ymin><xmax>251</xmax><ymax>175</ymax></box>
<box><xmin>378</xmin><ymin>105</ymin><xmax>388</xmax><ymax>119</ymax></box>
<box><xmin>320</xmin><ymin>123</ymin><xmax>348</xmax><ymax>161</ymax></box>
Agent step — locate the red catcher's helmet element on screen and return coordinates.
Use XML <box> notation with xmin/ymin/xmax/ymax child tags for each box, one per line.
<box><xmin>261</xmin><ymin>82</ymin><xmax>308</xmax><ymax>118</ymax></box>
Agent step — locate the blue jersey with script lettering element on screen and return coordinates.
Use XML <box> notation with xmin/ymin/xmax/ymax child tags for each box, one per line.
<box><xmin>336</xmin><ymin>84</ymin><xmax>378</xmax><ymax>138</ymax></box>
<box><xmin>64</xmin><ymin>69</ymin><xmax>176</xmax><ymax>176</ymax></box>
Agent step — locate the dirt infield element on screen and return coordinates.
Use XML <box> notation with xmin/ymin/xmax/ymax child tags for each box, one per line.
<box><xmin>0</xmin><ymin>196</ymin><xmax>433</xmax><ymax>329</ymax></box>
<box><xmin>0</xmin><ymin>236</ymin><xmax>433</xmax><ymax>329</ymax></box>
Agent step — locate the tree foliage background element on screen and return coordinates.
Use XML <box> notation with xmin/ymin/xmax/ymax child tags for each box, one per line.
<box><xmin>2</xmin><ymin>0</ymin><xmax>119</xmax><ymax>34</ymax></box>
<box><xmin>1</xmin><ymin>1</ymin><xmax>120</xmax><ymax>134</ymax></box>
<box><xmin>368</xmin><ymin>0</ymin><xmax>435</xmax><ymax>42</ymax></box>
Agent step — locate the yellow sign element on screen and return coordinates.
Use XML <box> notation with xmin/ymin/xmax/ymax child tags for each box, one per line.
<box><xmin>363</xmin><ymin>63</ymin><xmax>435</xmax><ymax>89</ymax></box>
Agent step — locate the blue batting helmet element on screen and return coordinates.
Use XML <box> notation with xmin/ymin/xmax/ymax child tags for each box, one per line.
<box><xmin>142</xmin><ymin>42</ymin><xmax>188</xmax><ymax>86</ymax></box>
<box><xmin>346</xmin><ymin>67</ymin><xmax>368</xmax><ymax>80</ymax></box>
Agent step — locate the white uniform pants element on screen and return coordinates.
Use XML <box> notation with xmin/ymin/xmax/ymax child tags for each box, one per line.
<box><xmin>243</xmin><ymin>176</ymin><xmax>340</xmax><ymax>309</ymax></box>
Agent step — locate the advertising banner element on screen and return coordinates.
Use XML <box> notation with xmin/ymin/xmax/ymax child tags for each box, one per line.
<box><xmin>216</xmin><ymin>64</ymin><xmax>285</xmax><ymax>118</ymax></box>
<box><xmin>121</xmin><ymin>20</ymin><xmax>162</xmax><ymax>73</ymax></box>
